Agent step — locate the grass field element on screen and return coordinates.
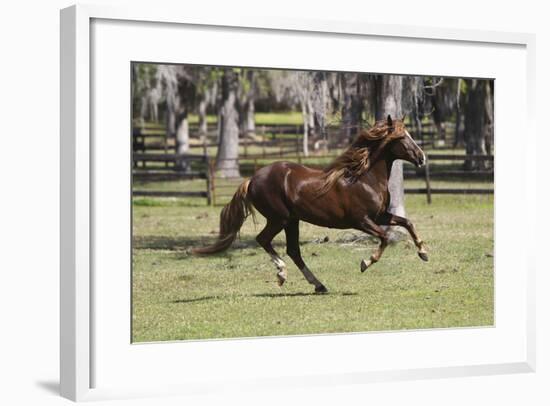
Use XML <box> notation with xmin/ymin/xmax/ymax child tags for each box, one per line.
<box><xmin>132</xmin><ymin>193</ymin><xmax>494</xmax><ymax>342</ymax></box>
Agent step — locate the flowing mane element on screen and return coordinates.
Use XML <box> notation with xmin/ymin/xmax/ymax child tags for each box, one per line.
<box><xmin>316</xmin><ymin>118</ymin><xmax>407</xmax><ymax>195</ymax></box>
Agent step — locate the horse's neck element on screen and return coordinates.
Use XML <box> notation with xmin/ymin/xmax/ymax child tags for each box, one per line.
<box><xmin>359</xmin><ymin>157</ymin><xmax>394</xmax><ymax>190</ymax></box>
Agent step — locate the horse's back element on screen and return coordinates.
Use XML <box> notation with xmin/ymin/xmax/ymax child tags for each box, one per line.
<box><xmin>253</xmin><ymin>161</ymin><xmax>319</xmax><ymax>177</ymax></box>
<box><xmin>248</xmin><ymin>161</ymin><xmax>353</xmax><ymax>227</ymax></box>
<box><xmin>250</xmin><ymin>161</ymin><xmax>320</xmax><ymax>187</ymax></box>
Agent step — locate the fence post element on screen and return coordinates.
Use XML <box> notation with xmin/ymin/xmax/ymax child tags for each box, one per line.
<box><xmin>424</xmin><ymin>156</ymin><xmax>432</xmax><ymax>204</ymax></box>
<box><xmin>164</xmin><ymin>128</ymin><xmax>169</xmax><ymax>168</ymax></box>
<box><xmin>262</xmin><ymin>125</ymin><xmax>265</xmax><ymax>158</ymax></box>
<box><xmin>205</xmin><ymin>155</ymin><xmax>213</xmax><ymax>206</ymax></box>
<box><xmin>430</xmin><ymin>122</ymin><xmax>437</xmax><ymax>149</ymax></box>
<box><xmin>209</xmin><ymin>158</ymin><xmax>216</xmax><ymax>206</ymax></box>
<box><xmin>296</xmin><ymin>125</ymin><xmax>300</xmax><ymax>156</ymax></box>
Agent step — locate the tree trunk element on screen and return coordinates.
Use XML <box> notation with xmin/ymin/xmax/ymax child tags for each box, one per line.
<box><xmin>307</xmin><ymin>97</ymin><xmax>315</xmax><ymax>139</ymax></box>
<box><xmin>245</xmin><ymin>98</ymin><xmax>255</xmax><ymax>138</ymax></box>
<box><xmin>431</xmin><ymin>95</ymin><xmax>446</xmax><ymax>142</ymax></box>
<box><xmin>237</xmin><ymin>70</ymin><xmax>256</xmax><ymax>139</ymax></box>
<box><xmin>311</xmin><ymin>72</ymin><xmax>327</xmax><ymax>142</ymax></box>
<box><xmin>483</xmin><ymin>81</ymin><xmax>494</xmax><ymax>157</ymax></box>
<box><xmin>216</xmin><ymin>110</ymin><xmax>222</xmax><ymax>143</ymax></box>
<box><xmin>175</xmin><ymin>110</ymin><xmax>190</xmax><ymax>171</ymax></box>
<box><xmin>463</xmin><ymin>79</ymin><xmax>488</xmax><ymax>170</ymax></box>
<box><xmin>454</xmin><ymin>106</ymin><xmax>463</xmax><ymax>148</ymax></box>
<box><xmin>301</xmin><ymin>102</ymin><xmax>310</xmax><ymax>157</ymax></box>
<box><xmin>374</xmin><ymin>75</ymin><xmax>406</xmax><ymax>240</ymax></box>
<box><xmin>166</xmin><ymin>100</ymin><xmax>176</xmax><ymax>139</ymax></box>
<box><xmin>413</xmin><ymin>111</ymin><xmax>423</xmax><ymax>143</ymax></box>
<box><xmin>216</xmin><ymin>70</ymin><xmax>240</xmax><ymax>178</ymax></box>
<box><xmin>341</xmin><ymin>73</ymin><xmax>363</xmax><ymax>144</ymax></box>
<box><xmin>198</xmin><ymin>98</ymin><xmax>208</xmax><ymax>138</ymax></box>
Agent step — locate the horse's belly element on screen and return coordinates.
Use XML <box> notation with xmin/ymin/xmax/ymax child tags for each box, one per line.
<box><xmin>288</xmin><ymin>177</ymin><xmax>385</xmax><ymax>228</ymax></box>
<box><xmin>290</xmin><ymin>191</ymin><xmax>352</xmax><ymax>229</ymax></box>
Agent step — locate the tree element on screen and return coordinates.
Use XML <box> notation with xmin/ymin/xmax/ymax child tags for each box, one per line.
<box><xmin>427</xmin><ymin>78</ymin><xmax>454</xmax><ymax>142</ymax></box>
<box><xmin>283</xmin><ymin>71</ymin><xmax>314</xmax><ymax>156</ymax></box>
<box><xmin>237</xmin><ymin>69</ymin><xmax>257</xmax><ymax>139</ymax></box>
<box><xmin>463</xmin><ymin>79</ymin><xmax>493</xmax><ymax>170</ymax></box>
<box><xmin>341</xmin><ymin>72</ymin><xmax>364</xmax><ymax>143</ymax></box>
<box><xmin>155</xmin><ymin>65</ymin><xmax>196</xmax><ymax>171</ymax></box>
<box><xmin>216</xmin><ymin>69</ymin><xmax>241</xmax><ymax>178</ymax></box>
<box><xmin>195</xmin><ymin>67</ymin><xmax>220</xmax><ymax>139</ymax></box>
<box><xmin>132</xmin><ymin>63</ymin><xmax>160</xmax><ymax>124</ymax></box>
<box><xmin>453</xmin><ymin>78</ymin><xmax>465</xmax><ymax>148</ymax></box>
<box><xmin>175</xmin><ymin>74</ymin><xmax>196</xmax><ymax>166</ymax></box>
<box><xmin>372</xmin><ymin>75</ymin><xmax>407</xmax><ymax>240</ymax></box>
<box><xmin>483</xmin><ymin>80</ymin><xmax>494</xmax><ymax>157</ymax></box>
<box><xmin>310</xmin><ymin>71</ymin><xmax>329</xmax><ymax>142</ymax></box>
<box><xmin>269</xmin><ymin>70</ymin><xmax>330</xmax><ymax>156</ymax></box>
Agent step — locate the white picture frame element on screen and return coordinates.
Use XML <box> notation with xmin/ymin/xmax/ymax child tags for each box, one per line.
<box><xmin>60</xmin><ymin>3</ymin><xmax>536</xmax><ymax>402</ymax></box>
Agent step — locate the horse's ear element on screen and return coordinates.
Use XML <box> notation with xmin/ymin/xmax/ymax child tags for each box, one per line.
<box><xmin>401</xmin><ymin>114</ymin><xmax>406</xmax><ymax>122</ymax></box>
<box><xmin>386</xmin><ymin>115</ymin><xmax>393</xmax><ymax>127</ymax></box>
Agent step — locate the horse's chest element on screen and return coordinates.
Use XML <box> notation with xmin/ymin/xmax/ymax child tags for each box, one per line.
<box><xmin>355</xmin><ymin>182</ymin><xmax>387</xmax><ymax>214</ymax></box>
<box><xmin>379</xmin><ymin>190</ymin><xmax>391</xmax><ymax>213</ymax></box>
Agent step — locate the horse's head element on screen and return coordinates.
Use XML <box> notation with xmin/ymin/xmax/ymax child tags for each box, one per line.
<box><xmin>382</xmin><ymin>115</ymin><xmax>426</xmax><ymax>167</ymax></box>
<box><xmin>319</xmin><ymin>116</ymin><xmax>426</xmax><ymax>195</ymax></box>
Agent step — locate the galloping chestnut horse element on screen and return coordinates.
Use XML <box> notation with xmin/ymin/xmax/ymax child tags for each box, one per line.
<box><xmin>194</xmin><ymin>115</ymin><xmax>428</xmax><ymax>293</ymax></box>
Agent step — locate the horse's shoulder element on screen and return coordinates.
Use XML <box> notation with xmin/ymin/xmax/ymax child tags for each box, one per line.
<box><xmin>285</xmin><ymin>161</ymin><xmax>322</xmax><ymax>174</ymax></box>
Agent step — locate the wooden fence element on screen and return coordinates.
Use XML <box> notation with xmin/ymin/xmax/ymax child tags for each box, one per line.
<box><xmin>132</xmin><ymin>121</ymin><xmax>444</xmax><ymax>158</ymax></box>
<box><xmin>132</xmin><ymin>153</ymin><xmax>213</xmax><ymax>204</ymax></box>
<box><xmin>131</xmin><ymin>122</ymin><xmax>492</xmax><ymax>206</ymax></box>
<box><xmin>208</xmin><ymin>154</ymin><xmax>494</xmax><ymax>206</ymax></box>
<box><xmin>403</xmin><ymin>154</ymin><xmax>494</xmax><ymax>203</ymax></box>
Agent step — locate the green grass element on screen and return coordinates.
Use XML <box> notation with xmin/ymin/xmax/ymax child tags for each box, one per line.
<box><xmin>132</xmin><ymin>192</ymin><xmax>494</xmax><ymax>342</ymax></box>
<box><xmin>254</xmin><ymin>111</ymin><xmax>304</xmax><ymax>125</ymax></box>
<box><xmin>138</xmin><ymin>111</ymin><xmax>306</xmax><ymax>128</ymax></box>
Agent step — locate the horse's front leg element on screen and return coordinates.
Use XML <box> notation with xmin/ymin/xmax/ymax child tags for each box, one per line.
<box><xmin>359</xmin><ymin>217</ymin><xmax>389</xmax><ymax>272</ymax></box>
<box><xmin>377</xmin><ymin>213</ymin><xmax>428</xmax><ymax>261</ymax></box>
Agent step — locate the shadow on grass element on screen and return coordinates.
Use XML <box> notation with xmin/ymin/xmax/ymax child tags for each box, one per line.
<box><xmin>133</xmin><ymin>234</ymin><xmax>285</xmax><ymax>255</ymax></box>
<box><xmin>132</xmin><ymin>234</ymin><xmax>338</xmax><ymax>254</ymax></box>
<box><xmin>171</xmin><ymin>291</ymin><xmax>358</xmax><ymax>303</ymax></box>
<box><xmin>252</xmin><ymin>291</ymin><xmax>358</xmax><ymax>298</ymax></box>
<box><xmin>252</xmin><ymin>292</ymin><xmax>323</xmax><ymax>298</ymax></box>
<box><xmin>132</xmin><ymin>235</ymin><xmax>232</xmax><ymax>251</ymax></box>
<box><xmin>172</xmin><ymin>295</ymin><xmax>221</xmax><ymax>304</ymax></box>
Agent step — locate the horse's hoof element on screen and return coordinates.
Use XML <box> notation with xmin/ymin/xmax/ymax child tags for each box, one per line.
<box><xmin>418</xmin><ymin>252</ymin><xmax>429</xmax><ymax>262</ymax></box>
<box><xmin>315</xmin><ymin>284</ymin><xmax>328</xmax><ymax>294</ymax></box>
<box><xmin>360</xmin><ymin>259</ymin><xmax>369</xmax><ymax>272</ymax></box>
<box><xmin>276</xmin><ymin>272</ymin><xmax>287</xmax><ymax>287</ymax></box>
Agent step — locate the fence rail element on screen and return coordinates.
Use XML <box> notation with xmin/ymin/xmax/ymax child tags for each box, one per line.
<box><xmin>132</xmin><ymin>121</ymin><xmax>443</xmax><ymax>159</ymax></box>
<box><xmin>404</xmin><ymin>188</ymin><xmax>493</xmax><ymax>195</ymax></box>
<box><xmin>132</xmin><ymin>152</ymin><xmax>213</xmax><ymax>204</ymax></box>
<box><xmin>207</xmin><ymin>154</ymin><xmax>494</xmax><ymax>206</ymax></box>
<box><xmin>131</xmin><ymin>122</ymin><xmax>493</xmax><ymax>206</ymax></box>
<box><xmin>132</xmin><ymin>190</ymin><xmax>209</xmax><ymax>198</ymax></box>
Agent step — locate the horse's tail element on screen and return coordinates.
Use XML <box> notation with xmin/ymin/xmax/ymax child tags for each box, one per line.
<box><xmin>192</xmin><ymin>179</ymin><xmax>255</xmax><ymax>255</ymax></box>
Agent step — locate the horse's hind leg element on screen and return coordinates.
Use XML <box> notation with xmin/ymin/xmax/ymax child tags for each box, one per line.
<box><xmin>378</xmin><ymin>213</ymin><xmax>428</xmax><ymax>261</ymax></box>
<box><xmin>360</xmin><ymin>217</ymin><xmax>389</xmax><ymax>272</ymax></box>
<box><xmin>284</xmin><ymin>220</ymin><xmax>327</xmax><ymax>294</ymax></box>
<box><xmin>256</xmin><ymin>221</ymin><xmax>287</xmax><ymax>286</ymax></box>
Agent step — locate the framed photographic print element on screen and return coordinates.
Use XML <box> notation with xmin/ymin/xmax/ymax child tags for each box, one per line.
<box><xmin>60</xmin><ymin>4</ymin><xmax>536</xmax><ymax>402</ymax></box>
